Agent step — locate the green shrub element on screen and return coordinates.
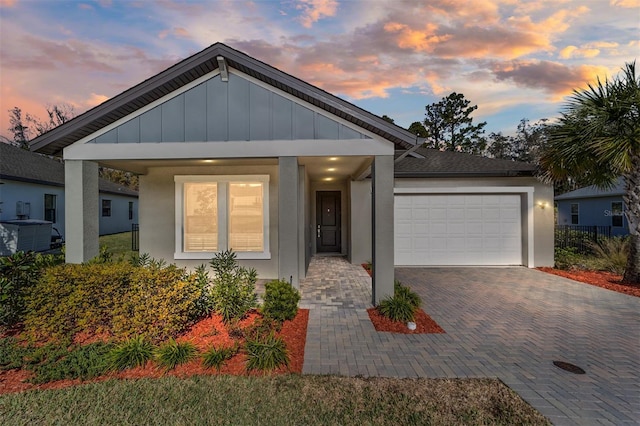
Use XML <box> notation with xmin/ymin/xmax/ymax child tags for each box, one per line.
<box><xmin>377</xmin><ymin>296</ymin><xmax>416</xmax><ymax>323</ymax></box>
<box><xmin>192</xmin><ymin>264</ymin><xmax>214</xmax><ymax>318</ymax></box>
<box><xmin>24</xmin><ymin>262</ymin><xmax>203</xmax><ymax>342</ymax></box>
<box><xmin>245</xmin><ymin>332</ymin><xmax>289</xmax><ymax>372</ymax></box>
<box><xmin>209</xmin><ymin>250</ymin><xmax>258</xmax><ymax>323</ymax></box>
<box><xmin>587</xmin><ymin>237</ymin><xmax>629</xmax><ymax>275</ymax></box>
<box><xmin>202</xmin><ymin>344</ymin><xmax>238</xmax><ymax>371</ymax></box>
<box><xmin>29</xmin><ymin>342</ymin><xmax>114</xmax><ymax>384</ymax></box>
<box><xmin>394</xmin><ymin>280</ymin><xmax>421</xmax><ymax>309</ymax></box>
<box><xmin>0</xmin><ymin>337</ymin><xmax>29</xmax><ymax>370</ymax></box>
<box><xmin>107</xmin><ymin>336</ymin><xmax>154</xmax><ymax>371</ymax></box>
<box><xmin>262</xmin><ymin>279</ymin><xmax>300</xmax><ymax>323</ymax></box>
<box><xmin>554</xmin><ymin>246</ymin><xmax>583</xmax><ymax>270</ymax></box>
<box><xmin>155</xmin><ymin>339</ymin><xmax>198</xmax><ymax>371</ymax></box>
<box><xmin>0</xmin><ymin>251</ymin><xmax>62</xmax><ymax>328</ymax></box>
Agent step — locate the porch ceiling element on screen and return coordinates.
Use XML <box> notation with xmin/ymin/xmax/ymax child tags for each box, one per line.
<box><xmin>99</xmin><ymin>156</ymin><xmax>372</xmax><ymax>181</ymax></box>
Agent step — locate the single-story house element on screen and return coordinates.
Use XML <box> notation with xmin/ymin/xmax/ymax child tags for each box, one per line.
<box><xmin>0</xmin><ymin>142</ymin><xmax>139</xmax><ymax>242</ymax></box>
<box><xmin>29</xmin><ymin>43</ymin><xmax>553</xmax><ymax>303</ymax></box>
<box><xmin>555</xmin><ymin>177</ymin><xmax>629</xmax><ymax>236</ymax></box>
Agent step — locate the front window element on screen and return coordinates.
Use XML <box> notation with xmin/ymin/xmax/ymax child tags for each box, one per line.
<box><xmin>102</xmin><ymin>199</ymin><xmax>112</xmax><ymax>217</ymax></box>
<box><xmin>611</xmin><ymin>202</ymin><xmax>623</xmax><ymax>227</ymax></box>
<box><xmin>175</xmin><ymin>175</ymin><xmax>270</xmax><ymax>259</ymax></box>
<box><xmin>570</xmin><ymin>203</ymin><xmax>579</xmax><ymax>225</ymax></box>
<box><xmin>44</xmin><ymin>194</ymin><xmax>56</xmax><ymax>223</ymax></box>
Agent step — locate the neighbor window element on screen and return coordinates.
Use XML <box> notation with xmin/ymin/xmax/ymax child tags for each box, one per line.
<box><xmin>129</xmin><ymin>202</ymin><xmax>134</xmax><ymax>220</ymax></box>
<box><xmin>570</xmin><ymin>203</ymin><xmax>579</xmax><ymax>225</ymax></box>
<box><xmin>175</xmin><ymin>175</ymin><xmax>269</xmax><ymax>259</ymax></box>
<box><xmin>44</xmin><ymin>194</ymin><xmax>56</xmax><ymax>223</ymax></box>
<box><xmin>611</xmin><ymin>202</ymin><xmax>623</xmax><ymax>227</ymax></box>
<box><xmin>102</xmin><ymin>199</ymin><xmax>112</xmax><ymax>217</ymax></box>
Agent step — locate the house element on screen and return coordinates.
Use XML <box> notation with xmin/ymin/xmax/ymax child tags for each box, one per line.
<box><xmin>29</xmin><ymin>43</ymin><xmax>553</xmax><ymax>303</ymax></box>
<box><xmin>555</xmin><ymin>177</ymin><xmax>628</xmax><ymax>236</ymax></box>
<box><xmin>0</xmin><ymin>142</ymin><xmax>139</xmax><ymax>242</ymax></box>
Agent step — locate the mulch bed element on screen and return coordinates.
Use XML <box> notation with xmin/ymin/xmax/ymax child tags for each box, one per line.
<box><xmin>367</xmin><ymin>308</ymin><xmax>445</xmax><ymax>334</ymax></box>
<box><xmin>537</xmin><ymin>267</ymin><xmax>640</xmax><ymax>298</ymax></box>
<box><xmin>0</xmin><ymin>309</ymin><xmax>309</xmax><ymax>395</ymax></box>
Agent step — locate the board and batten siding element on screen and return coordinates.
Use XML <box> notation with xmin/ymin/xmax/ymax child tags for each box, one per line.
<box><xmin>88</xmin><ymin>73</ymin><xmax>370</xmax><ymax>144</ymax></box>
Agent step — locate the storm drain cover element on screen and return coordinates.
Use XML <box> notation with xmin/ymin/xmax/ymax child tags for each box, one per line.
<box><xmin>553</xmin><ymin>361</ymin><xmax>586</xmax><ymax>374</ymax></box>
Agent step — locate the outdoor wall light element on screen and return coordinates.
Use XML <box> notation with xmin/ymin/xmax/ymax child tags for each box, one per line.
<box><xmin>537</xmin><ymin>201</ymin><xmax>549</xmax><ymax>209</ymax></box>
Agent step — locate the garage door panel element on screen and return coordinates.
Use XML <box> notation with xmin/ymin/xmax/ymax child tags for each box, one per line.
<box><xmin>394</xmin><ymin>194</ymin><xmax>522</xmax><ymax>266</ymax></box>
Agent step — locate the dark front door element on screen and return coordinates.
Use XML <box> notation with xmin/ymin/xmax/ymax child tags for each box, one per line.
<box><xmin>316</xmin><ymin>191</ymin><xmax>341</xmax><ymax>253</ymax></box>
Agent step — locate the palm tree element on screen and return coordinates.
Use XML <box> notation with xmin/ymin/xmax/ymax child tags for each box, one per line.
<box><xmin>540</xmin><ymin>62</ymin><xmax>640</xmax><ymax>284</ymax></box>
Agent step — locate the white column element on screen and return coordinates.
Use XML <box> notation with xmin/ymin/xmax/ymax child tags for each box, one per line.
<box><xmin>371</xmin><ymin>155</ymin><xmax>394</xmax><ymax>304</ymax></box>
<box><xmin>278</xmin><ymin>157</ymin><xmax>300</xmax><ymax>287</ymax></box>
<box><xmin>65</xmin><ymin>160</ymin><xmax>99</xmax><ymax>263</ymax></box>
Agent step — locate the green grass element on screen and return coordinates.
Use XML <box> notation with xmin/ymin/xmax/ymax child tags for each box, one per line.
<box><xmin>0</xmin><ymin>375</ymin><xmax>550</xmax><ymax>425</ymax></box>
<box><xmin>98</xmin><ymin>232</ymin><xmax>135</xmax><ymax>259</ymax></box>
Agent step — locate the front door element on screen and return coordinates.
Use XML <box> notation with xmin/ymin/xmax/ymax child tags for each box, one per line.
<box><xmin>316</xmin><ymin>191</ymin><xmax>341</xmax><ymax>253</ymax></box>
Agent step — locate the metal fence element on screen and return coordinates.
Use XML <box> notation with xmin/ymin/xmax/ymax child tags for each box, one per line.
<box><xmin>132</xmin><ymin>223</ymin><xmax>139</xmax><ymax>251</ymax></box>
<box><xmin>555</xmin><ymin>225</ymin><xmax>612</xmax><ymax>253</ymax></box>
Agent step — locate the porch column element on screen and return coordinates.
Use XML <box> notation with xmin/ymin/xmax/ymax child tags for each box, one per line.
<box><xmin>65</xmin><ymin>160</ymin><xmax>99</xmax><ymax>263</ymax></box>
<box><xmin>371</xmin><ymin>155</ymin><xmax>394</xmax><ymax>304</ymax></box>
<box><xmin>278</xmin><ymin>157</ymin><xmax>300</xmax><ymax>287</ymax></box>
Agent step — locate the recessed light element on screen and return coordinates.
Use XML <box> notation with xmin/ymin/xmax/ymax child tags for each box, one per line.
<box><xmin>203</xmin><ymin>159</ymin><xmax>215</xmax><ymax>163</ymax></box>
<box><xmin>327</xmin><ymin>168</ymin><xmax>336</xmax><ymax>172</ymax></box>
<box><xmin>324</xmin><ymin>177</ymin><xmax>333</xmax><ymax>181</ymax></box>
<box><xmin>329</xmin><ymin>157</ymin><xmax>338</xmax><ymax>161</ymax></box>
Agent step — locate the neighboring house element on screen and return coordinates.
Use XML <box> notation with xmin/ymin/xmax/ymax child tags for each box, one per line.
<box><xmin>0</xmin><ymin>142</ymin><xmax>139</xmax><ymax>241</ymax></box>
<box><xmin>555</xmin><ymin>177</ymin><xmax>628</xmax><ymax>236</ymax></box>
<box><xmin>29</xmin><ymin>43</ymin><xmax>553</xmax><ymax>303</ymax></box>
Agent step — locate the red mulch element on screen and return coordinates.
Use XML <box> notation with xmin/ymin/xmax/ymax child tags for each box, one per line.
<box><xmin>367</xmin><ymin>307</ymin><xmax>445</xmax><ymax>334</ymax></box>
<box><xmin>0</xmin><ymin>309</ymin><xmax>308</xmax><ymax>395</ymax></box>
<box><xmin>537</xmin><ymin>267</ymin><xmax>640</xmax><ymax>298</ymax></box>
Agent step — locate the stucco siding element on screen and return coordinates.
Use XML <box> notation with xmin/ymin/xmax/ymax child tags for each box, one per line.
<box><xmin>139</xmin><ymin>164</ymin><xmax>280</xmax><ymax>277</ymax></box>
<box><xmin>349</xmin><ymin>180</ymin><xmax>372</xmax><ymax>265</ymax></box>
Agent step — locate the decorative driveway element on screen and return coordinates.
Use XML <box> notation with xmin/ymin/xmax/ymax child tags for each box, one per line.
<box><xmin>301</xmin><ymin>257</ymin><xmax>640</xmax><ymax>426</ymax></box>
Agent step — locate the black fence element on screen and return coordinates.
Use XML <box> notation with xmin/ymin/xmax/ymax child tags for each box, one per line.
<box><xmin>555</xmin><ymin>225</ymin><xmax>612</xmax><ymax>253</ymax></box>
<box><xmin>132</xmin><ymin>223</ymin><xmax>139</xmax><ymax>251</ymax></box>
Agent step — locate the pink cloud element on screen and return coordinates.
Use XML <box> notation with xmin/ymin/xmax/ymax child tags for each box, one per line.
<box><xmin>296</xmin><ymin>0</ymin><xmax>338</xmax><ymax>28</ymax></box>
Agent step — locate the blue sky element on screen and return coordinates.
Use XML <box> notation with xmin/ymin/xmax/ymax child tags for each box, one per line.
<box><xmin>0</xmin><ymin>0</ymin><xmax>638</xmax><ymax>141</ymax></box>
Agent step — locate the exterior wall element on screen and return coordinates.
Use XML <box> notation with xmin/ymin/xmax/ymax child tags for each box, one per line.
<box><xmin>0</xmin><ymin>180</ymin><xmax>65</xmax><ymax>237</ymax></box>
<box><xmin>556</xmin><ymin>197</ymin><xmax>629</xmax><ymax>236</ymax></box>
<box><xmin>0</xmin><ymin>179</ymin><xmax>137</xmax><ymax>240</ymax></box>
<box><xmin>349</xmin><ymin>180</ymin><xmax>372</xmax><ymax>265</ymax></box>
<box><xmin>393</xmin><ymin>176</ymin><xmax>554</xmax><ymax>267</ymax></box>
<box><xmin>139</xmin><ymin>164</ymin><xmax>280</xmax><ymax>278</ymax></box>
<box><xmin>98</xmin><ymin>193</ymin><xmax>139</xmax><ymax>235</ymax></box>
<box><xmin>309</xmin><ymin>179</ymin><xmax>349</xmax><ymax>256</ymax></box>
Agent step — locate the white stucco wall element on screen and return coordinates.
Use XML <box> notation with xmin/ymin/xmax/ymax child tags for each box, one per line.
<box><xmin>349</xmin><ymin>180</ymin><xmax>372</xmax><ymax>265</ymax></box>
<box><xmin>139</xmin><ymin>164</ymin><xmax>280</xmax><ymax>278</ymax></box>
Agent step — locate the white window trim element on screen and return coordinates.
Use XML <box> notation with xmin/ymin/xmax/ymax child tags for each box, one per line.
<box><xmin>174</xmin><ymin>175</ymin><xmax>270</xmax><ymax>260</ymax></box>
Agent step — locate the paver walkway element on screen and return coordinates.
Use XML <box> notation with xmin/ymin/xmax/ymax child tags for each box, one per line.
<box><xmin>300</xmin><ymin>256</ymin><xmax>640</xmax><ymax>426</ymax></box>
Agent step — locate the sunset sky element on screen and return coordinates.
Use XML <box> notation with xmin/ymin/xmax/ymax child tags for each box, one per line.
<box><xmin>0</xmin><ymin>0</ymin><xmax>638</xmax><ymax>142</ymax></box>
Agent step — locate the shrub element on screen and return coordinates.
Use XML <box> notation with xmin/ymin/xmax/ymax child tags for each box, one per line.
<box><xmin>209</xmin><ymin>250</ymin><xmax>258</xmax><ymax>323</ymax></box>
<box><xmin>192</xmin><ymin>264</ymin><xmax>214</xmax><ymax>318</ymax></box>
<box><xmin>262</xmin><ymin>279</ymin><xmax>300</xmax><ymax>323</ymax></box>
<box><xmin>245</xmin><ymin>332</ymin><xmax>289</xmax><ymax>372</ymax></box>
<box><xmin>202</xmin><ymin>344</ymin><xmax>239</xmax><ymax>371</ymax></box>
<box><xmin>107</xmin><ymin>336</ymin><xmax>155</xmax><ymax>371</ymax></box>
<box><xmin>394</xmin><ymin>280</ymin><xmax>421</xmax><ymax>309</ymax></box>
<box><xmin>0</xmin><ymin>251</ymin><xmax>62</xmax><ymax>328</ymax></box>
<box><xmin>554</xmin><ymin>246</ymin><xmax>583</xmax><ymax>270</ymax></box>
<box><xmin>155</xmin><ymin>339</ymin><xmax>198</xmax><ymax>371</ymax></box>
<box><xmin>377</xmin><ymin>296</ymin><xmax>416</xmax><ymax>323</ymax></box>
<box><xmin>0</xmin><ymin>337</ymin><xmax>29</xmax><ymax>370</ymax></box>
<box><xmin>28</xmin><ymin>342</ymin><xmax>114</xmax><ymax>384</ymax></box>
<box><xmin>587</xmin><ymin>237</ymin><xmax>629</xmax><ymax>275</ymax></box>
<box><xmin>24</xmin><ymin>262</ymin><xmax>203</xmax><ymax>342</ymax></box>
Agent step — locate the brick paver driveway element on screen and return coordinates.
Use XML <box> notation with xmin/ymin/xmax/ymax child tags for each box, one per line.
<box><xmin>302</xmin><ymin>258</ymin><xmax>640</xmax><ymax>425</ymax></box>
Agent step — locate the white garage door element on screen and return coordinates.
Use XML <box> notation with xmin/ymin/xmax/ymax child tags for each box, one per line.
<box><xmin>395</xmin><ymin>194</ymin><xmax>522</xmax><ymax>266</ymax></box>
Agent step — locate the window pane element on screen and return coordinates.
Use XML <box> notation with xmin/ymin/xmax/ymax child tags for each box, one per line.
<box><xmin>229</xmin><ymin>183</ymin><xmax>263</xmax><ymax>252</ymax></box>
<box><xmin>570</xmin><ymin>203</ymin><xmax>579</xmax><ymax>214</ymax></box>
<box><xmin>184</xmin><ymin>183</ymin><xmax>218</xmax><ymax>252</ymax></box>
<box><xmin>612</xmin><ymin>202</ymin><xmax>623</xmax><ymax>227</ymax></box>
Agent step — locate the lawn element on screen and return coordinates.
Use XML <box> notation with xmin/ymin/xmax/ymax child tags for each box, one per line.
<box><xmin>0</xmin><ymin>375</ymin><xmax>550</xmax><ymax>425</ymax></box>
<box><xmin>99</xmin><ymin>232</ymin><xmax>136</xmax><ymax>259</ymax></box>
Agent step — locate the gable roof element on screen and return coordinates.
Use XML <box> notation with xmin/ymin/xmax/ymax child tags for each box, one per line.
<box><xmin>394</xmin><ymin>147</ymin><xmax>537</xmax><ymax>177</ymax></box>
<box><xmin>30</xmin><ymin>43</ymin><xmax>417</xmax><ymax>156</ymax></box>
<box><xmin>554</xmin><ymin>177</ymin><xmax>625</xmax><ymax>200</ymax></box>
<box><xmin>0</xmin><ymin>143</ymin><xmax>138</xmax><ymax>197</ymax></box>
